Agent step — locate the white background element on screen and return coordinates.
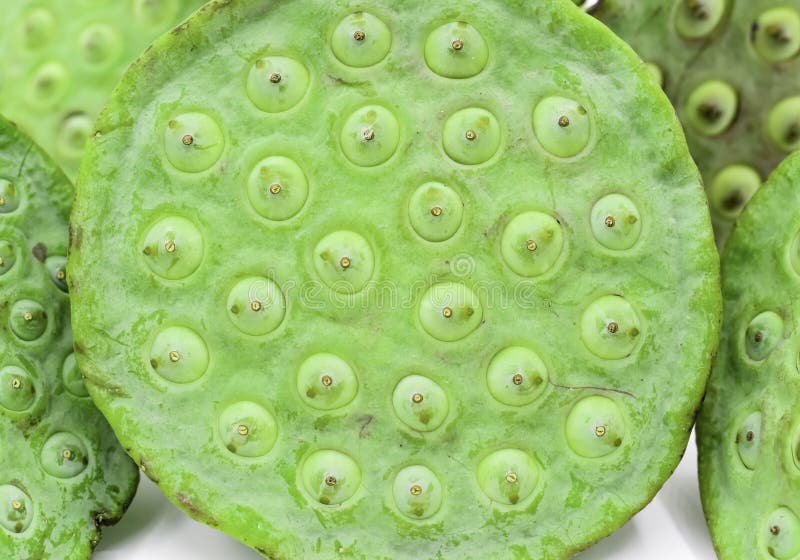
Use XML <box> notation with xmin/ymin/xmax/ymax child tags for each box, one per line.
<box><xmin>94</xmin><ymin>432</ymin><xmax>717</xmax><ymax>559</ymax></box>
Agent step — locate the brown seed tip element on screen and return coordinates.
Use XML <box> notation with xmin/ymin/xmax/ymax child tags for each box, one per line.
<box><xmin>526</xmin><ymin>239</ymin><xmax>538</xmax><ymax>252</ymax></box>
<box><xmin>168</xmin><ymin>351</ymin><xmax>181</xmax><ymax>363</ymax></box>
<box><xmin>451</xmin><ymin>39</ymin><xmax>464</xmax><ymax>51</ymax></box>
<box><xmin>353</xmin><ymin>30</ymin><xmax>366</xmax><ymax>41</ymax></box>
<box><xmin>465</xmin><ymin>129</ymin><xmax>477</xmax><ymax>141</ymax></box>
<box><xmin>11</xmin><ymin>500</ymin><xmax>21</xmax><ymax>510</ymax></box>
<box><xmin>164</xmin><ymin>240</ymin><xmax>176</xmax><ymax>253</ymax></box>
<box><xmin>269</xmin><ymin>72</ymin><xmax>282</xmax><ymax>84</ymax></box>
<box><xmin>325</xmin><ymin>475</ymin><xmax>338</xmax><ymax>486</ymax></box>
<box><xmin>604</xmin><ymin>216</ymin><xmax>616</xmax><ymax>228</ymax></box>
<box><xmin>250</xmin><ymin>300</ymin><xmax>263</xmax><ymax>312</ymax></box>
<box><xmin>431</xmin><ymin>206</ymin><xmax>443</xmax><ymax>217</ymax></box>
<box><xmin>558</xmin><ymin>115</ymin><xmax>570</xmax><ymax>128</ymax></box>
<box><xmin>411</xmin><ymin>392</ymin><xmax>424</xmax><ymax>404</ymax></box>
<box><xmin>505</xmin><ymin>472</ymin><xmax>518</xmax><ymax>484</ymax></box>
<box><xmin>362</xmin><ymin>127</ymin><xmax>376</xmax><ymax>141</ymax></box>
<box><xmin>340</xmin><ymin>256</ymin><xmax>352</xmax><ymax>269</ymax></box>
<box><xmin>595</xmin><ymin>425</ymin><xmax>607</xmax><ymax>437</ymax></box>
<box><xmin>607</xmin><ymin>321</ymin><xmax>619</xmax><ymax>334</ymax></box>
<box><xmin>754</xmin><ymin>331</ymin><xmax>765</xmax><ymax>343</ymax></box>
<box><xmin>771</xmin><ymin>525</ymin><xmax>781</xmax><ymax>536</ymax></box>
<box><xmin>321</xmin><ymin>374</ymin><xmax>333</xmax><ymax>387</ymax></box>
<box><xmin>269</xmin><ymin>183</ymin><xmax>282</xmax><ymax>195</ymax></box>
<box><xmin>512</xmin><ymin>373</ymin><xmax>524</xmax><ymax>386</ymax></box>
<box><xmin>442</xmin><ymin>307</ymin><xmax>453</xmax><ymax>318</ymax></box>
<box><xmin>62</xmin><ymin>449</ymin><xmax>73</xmax><ymax>460</ymax></box>
<box><xmin>410</xmin><ymin>484</ymin><xmax>423</xmax><ymax>496</ymax></box>
<box><xmin>23</xmin><ymin>312</ymin><xmax>33</xmax><ymax>322</ymax></box>
<box><xmin>181</xmin><ymin>134</ymin><xmax>194</xmax><ymax>146</ymax></box>
<box><xmin>10</xmin><ymin>378</ymin><xmax>21</xmax><ymax>389</ymax></box>
<box><xmin>237</xmin><ymin>424</ymin><xmax>249</xmax><ymax>436</ymax></box>
<box><xmin>745</xmin><ymin>430</ymin><xmax>755</xmax><ymax>442</ymax></box>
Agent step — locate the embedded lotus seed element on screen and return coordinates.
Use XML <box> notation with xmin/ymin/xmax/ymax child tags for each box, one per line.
<box><xmin>246</xmin><ymin>56</ymin><xmax>310</xmax><ymax>113</ymax></box>
<box><xmin>392</xmin><ymin>375</ymin><xmax>449</xmax><ymax>432</ymax></box>
<box><xmin>565</xmin><ymin>395</ymin><xmax>626</xmax><ymax>458</ymax></box>
<box><xmin>752</xmin><ymin>8</ymin><xmax>800</xmax><ymax>63</ymax></box>
<box><xmin>150</xmin><ymin>326</ymin><xmax>210</xmax><ymax>383</ymax></box>
<box><xmin>767</xmin><ymin>96</ymin><xmax>800</xmax><ymax>152</ymax></box>
<box><xmin>685</xmin><ymin>80</ymin><xmax>738</xmax><ymax>137</ymax></box>
<box><xmin>0</xmin><ymin>366</ymin><xmax>36</xmax><ymax>411</ymax></box>
<box><xmin>79</xmin><ymin>23</ymin><xmax>122</xmax><ymax>66</ymax></box>
<box><xmin>392</xmin><ymin>465</ymin><xmax>443</xmax><ymax>519</ymax></box>
<box><xmin>45</xmin><ymin>256</ymin><xmax>68</xmax><ymax>292</ymax></box>
<box><xmin>674</xmin><ymin>0</ymin><xmax>726</xmax><ymax>40</ymax></box>
<box><xmin>29</xmin><ymin>61</ymin><xmax>68</xmax><ymax>107</ymax></box>
<box><xmin>331</xmin><ymin>12</ymin><xmax>392</xmax><ymax>68</ymax></box>
<box><xmin>425</xmin><ymin>21</ymin><xmax>489</xmax><ymax>78</ymax></box>
<box><xmin>533</xmin><ymin>96</ymin><xmax>592</xmax><ymax>158</ymax></box>
<box><xmin>301</xmin><ymin>450</ymin><xmax>362</xmax><ymax>505</ymax></box>
<box><xmin>0</xmin><ymin>240</ymin><xmax>16</xmax><ymax>275</ymax></box>
<box><xmin>500</xmin><ymin>211</ymin><xmax>564</xmax><ymax>277</ymax></box>
<box><xmin>708</xmin><ymin>165</ymin><xmax>762</xmax><ymax>220</ymax></box>
<box><xmin>9</xmin><ymin>300</ymin><xmax>47</xmax><ymax>341</ymax></box>
<box><xmin>476</xmin><ymin>449</ymin><xmax>540</xmax><ymax>505</ymax></box>
<box><xmin>591</xmin><ymin>193</ymin><xmax>642</xmax><ymax>251</ymax></box>
<box><xmin>297</xmin><ymin>353</ymin><xmax>358</xmax><ymax>410</ymax></box>
<box><xmin>419</xmin><ymin>282</ymin><xmax>483</xmax><ymax>342</ymax></box>
<box><xmin>18</xmin><ymin>7</ymin><xmax>55</xmax><ymax>50</ymax></box>
<box><xmin>408</xmin><ymin>182</ymin><xmax>463</xmax><ymax>242</ymax></box>
<box><xmin>226</xmin><ymin>277</ymin><xmax>286</xmax><ymax>336</ymax></box>
<box><xmin>59</xmin><ymin>353</ymin><xmax>86</xmax><ymax>398</ymax></box>
<box><xmin>141</xmin><ymin>216</ymin><xmax>204</xmax><ymax>280</ymax></box>
<box><xmin>442</xmin><ymin>108</ymin><xmax>501</xmax><ymax>165</ymax></box>
<box><xmin>745</xmin><ymin>311</ymin><xmax>783</xmax><ymax>361</ymax></box>
<box><xmin>735</xmin><ymin>411</ymin><xmax>761</xmax><ymax>470</ymax></box>
<box><xmin>0</xmin><ymin>179</ymin><xmax>20</xmax><ymax>214</ymax></box>
<box><xmin>56</xmin><ymin>113</ymin><xmax>93</xmax><ymax>160</ymax></box>
<box><xmin>0</xmin><ymin>485</ymin><xmax>32</xmax><ymax>533</ymax></box>
<box><xmin>218</xmin><ymin>401</ymin><xmax>278</xmax><ymax>457</ymax></box>
<box><xmin>486</xmin><ymin>347</ymin><xmax>549</xmax><ymax>407</ymax></box>
<box><xmin>41</xmin><ymin>432</ymin><xmax>89</xmax><ymax>478</ymax></box>
<box><xmin>340</xmin><ymin>105</ymin><xmax>400</xmax><ymax>167</ymax></box>
<box><xmin>164</xmin><ymin>112</ymin><xmax>225</xmax><ymax>173</ymax></box>
<box><xmin>581</xmin><ymin>295</ymin><xmax>641</xmax><ymax>360</ymax></box>
<box><xmin>765</xmin><ymin>507</ymin><xmax>800</xmax><ymax>559</ymax></box>
<box><xmin>313</xmin><ymin>230</ymin><xmax>374</xmax><ymax>293</ymax></box>
<box><xmin>247</xmin><ymin>156</ymin><xmax>309</xmax><ymax>221</ymax></box>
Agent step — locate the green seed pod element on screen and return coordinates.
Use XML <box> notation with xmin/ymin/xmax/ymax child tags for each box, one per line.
<box><xmin>0</xmin><ymin>1</ymin><xmax>207</xmax><ymax>180</ymax></box>
<box><xmin>697</xmin><ymin>151</ymin><xmax>800</xmax><ymax>560</ymax></box>
<box><xmin>0</xmin><ymin>118</ymin><xmax>137</xmax><ymax>558</ymax></box>
<box><xmin>591</xmin><ymin>0</ymin><xmax>800</xmax><ymax>246</ymax></box>
<box><xmin>69</xmin><ymin>1</ymin><xmax>721</xmax><ymax>557</ymax></box>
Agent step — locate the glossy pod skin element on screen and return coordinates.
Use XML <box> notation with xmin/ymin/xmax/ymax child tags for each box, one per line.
<box><xmin>590</xmin><ymin>0</ymin><xmax>800</xmax><ymax>247</ymax></box>
<box><xmin>69</xmin><ymin>0</ymin><xmax>721</xmax><ymax>558</ymax></box>
<box><xmin>0</xmin><ymin>118</ymin><xmax>138</xmax><ymax>558</ymax></box>
<box><xmin>698</xmin><ymin>151</ymin><xmax>800</xmax><ymax>560</ymax></box>
<box><xmin>0</xmin><ymin>0</ymin><xmax>207</xmax><ymax>180</ymax></box>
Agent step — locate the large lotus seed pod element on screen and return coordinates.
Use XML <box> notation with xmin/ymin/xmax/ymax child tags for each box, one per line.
<box><xmin>69</xmin><ymin>0</ymin><xmax>721</xmax><ymax>557</ymax></box>
<box><xmin>0</xmin><ymin>118</ymin><xmax>138</xmax><ymax>558</ymax></box>
<box><xmin>0</xmin><ymin>0</ymin><xmax>207</xmax><ymax>180</ymax></box>
<box><xmin>589</xmin><ymin>0</ymin><xmax>800</xmax><ymax>246</ymax></box>
<box><xmin>697</xmin><ymin>151</ymin><xmax>800</xmax><ymax>559</ymax></box>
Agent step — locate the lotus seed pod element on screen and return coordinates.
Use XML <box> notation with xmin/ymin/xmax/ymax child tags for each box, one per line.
<box><xmin>0</xmin><ymin>0</ymin><xmax>207</xmax><ymax>179</ymax></box>
<box><xmin>0</xmin><ymin>118</ymin><xmax>138</xmax><ymax>558</ymax></box>
<box><xmin>697</xmin><ymin>151</ymin><xmax>800</xmax><ymax>559</ymax></box>
<box><xmin>589</xmin><ymin>0</ymin><xmax>800</xmax><ymax>246</ymax></box>
<box><xmin>69</xmin><ymin>1</ymin><xmax>721</xmax><ymax>557</ymax></box>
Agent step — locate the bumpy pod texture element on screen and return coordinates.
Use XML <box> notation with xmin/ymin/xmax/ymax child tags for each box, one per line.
<box><xmin>69</xmin><ymin>1</ymin><xmax>721</xmax><ymax>558</ymax></box>
<box><xmin>0</xmin><ymin>118</ymin><xmax>138</xmax><ymax>558</ymax></box>
<box><xmin>592</xmin><ymin>0</ymin><xmax>800</xmax><ymax>247</ymax></box>
<box><xmin>698</xmin><ymin>151</ymin><xmax>800</xmax><ymax>560</ymax></box>
<box><xmin>0</xmin><ymin>0</ymin><xmax>207</xmax><ymax>180</ymax></box>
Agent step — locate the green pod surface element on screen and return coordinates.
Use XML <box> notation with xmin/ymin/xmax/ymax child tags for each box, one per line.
<box><xmin>698</xmin><ymin>150</ymin><xmax>800</xmax><ymax>559</ymax></box>
<box><xmin>0</xmin><ymin>118</ymin><xmax>138</xmax><ymax>558</ymax></box>
<box><xmin>69</xmin><ymin>1</ymin><xmax>721</xmax><ymax>558</ymax></box>
<box><xmin>0</xmin><ymin>0</ymin><xmax>207</xmax><ymax>180</ymax></box>
<box><xmin>590</xmin><ymin>0</ymin><xmax>800</xmax><ymax>247</ymax></box>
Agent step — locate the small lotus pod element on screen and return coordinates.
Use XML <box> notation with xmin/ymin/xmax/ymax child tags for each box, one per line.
<box><xmin>0</xmin><ymin>0</ymin><xmax>207</xmax><ymax>180</ymax></box>
<box><xmin>69</xmin><ymin>0</ymin><xmax>721</xmax><ymax>557</ymax></box>
<box><xmin>0</xmin><ymin>118</ymin><xmax>138</xmax><ymax>557</ymax></box>
<box><xmin>697</xmin><ymin>151</ymin><xmax>800</xmax><ymax>559</ymax></box>
<box><xmin>587</xmin><ymin>0</ymin><xmax>800</xmax><ymax>247</ymax></box>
